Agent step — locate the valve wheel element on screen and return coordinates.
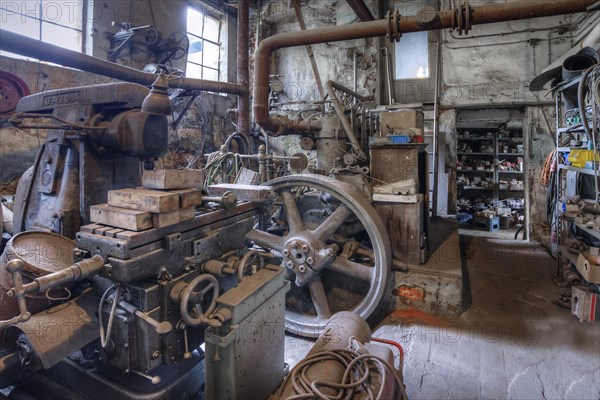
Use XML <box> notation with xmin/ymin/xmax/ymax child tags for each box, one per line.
<box><xmin>180</xmin><ymin>274</ymin><xmax>219</xmax><ymax>327</ymax></box>
<box><xmin>246</xmin><ymin>174</ymin><xmax>391</xmax><ymax>338</ymax></box>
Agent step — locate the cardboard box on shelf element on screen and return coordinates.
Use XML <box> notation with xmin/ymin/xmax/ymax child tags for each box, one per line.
<box><xmin>575</xmin><ymin>253</ymin><xmax>600</xmax><ymax>284</ymax></box>
<box><xmin>571</xmin><ymin>285</ymin><xmax>600</xmax><ymax>322</ymax></box>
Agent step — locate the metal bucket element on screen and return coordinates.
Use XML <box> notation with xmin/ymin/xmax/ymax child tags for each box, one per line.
<box><xmin>500</xmin><ymin>215</ymin><xmax>511</xmax><ymax>230</ymax></box>
<box><xmin>0</xmin><ymin>231</ymin><xmax>75</xmax><ymax>321</ymax></box>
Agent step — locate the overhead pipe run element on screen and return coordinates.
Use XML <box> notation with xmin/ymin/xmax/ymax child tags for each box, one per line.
<box><xmin>0</xmin><ymin>29</ymin><xmax>247</xmax><ymax>96</ymax></box>
<box><xmin>253</xmin><ymin>0</ymin><xmax>597</xmax><ymax>132</ymax></box>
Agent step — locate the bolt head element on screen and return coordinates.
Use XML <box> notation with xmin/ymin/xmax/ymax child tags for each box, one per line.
<box><xmin>306</xmin><ymin>257</ymin><xmax>314</xmax><ymax>264</ymax></box>
<box><xmin>301</xmin><ymin>245</ymin><xmax>309</xmax><ymax>252</ymax></box>
<box><xmin>283</xmin><ymin>249</ymin><xmax>290</xmax><ymax>257</ymax></box>
<box><xmin>286</xmin><ymin>261</ymin><xmax>294</xmax><ymax>269</ymax></box>
<box><xmin>298</xmin><ymin>265</ymin><xmax>306</xmax><ymax>273</ymax></box>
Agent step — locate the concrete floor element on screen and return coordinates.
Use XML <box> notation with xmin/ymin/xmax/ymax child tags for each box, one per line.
<box><xmin>285</xmin><ymin>235</ymin><xmax>600</xmax><ymax>399</ymax></box>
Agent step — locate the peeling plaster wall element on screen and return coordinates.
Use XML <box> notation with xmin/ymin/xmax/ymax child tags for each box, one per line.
<box><xmin>257</xmin><ymin>0</ymin><xmax>380</xmax><ymax>104</ymax></box>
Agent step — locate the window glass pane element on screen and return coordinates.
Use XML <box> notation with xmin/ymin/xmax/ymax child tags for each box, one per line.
<box><xmin>202</xmin><ymin>67</ymin><xmax>218</xmax><ymax>81</ymax></box>
<box><xmin>186</xmin><ymin>63</ymin><xmax>202</xmax><ymax>79</ymax></box>
<box><xmin>187</xmin><ymin>6</ymin><xmax>203</xmax><ymax>37</ymax></box>
<box><xmin>394</xmin><ymin>31</ymin><xmax>429</xmax><ymax>79</ymax></box>
<box><xmin>1</xmin><ymin>11</ymin><xmax>40</xmax><ymax>39</ymax></box>
<box><xmin>187</xmin><ymin>34</ymin><xmax>203</xmax><ymax>64</ymax></box>
<box><xmin>41</xmin><ymin>0</ymin><xmax>83</xmax><ymax>29</ymax></box>
<box><xmin>42</xmin><ymin>22</ymin><xmax>81</xmax><ymax>52</ymax></box>
<box><xmin>203</xmin><ymin>41</ymin><xmax>219</xmax><ymax>69</ymax></box>
<box><xmin>203</xmin><ymin>15</ymin><xmax>219</xmax><ymax>42</ymax></box>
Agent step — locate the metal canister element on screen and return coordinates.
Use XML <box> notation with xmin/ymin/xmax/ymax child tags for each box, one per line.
<box><xmin>0</xmin><ymin>231</ymin><xmax>75</xmax><ymax>321</ymax></box>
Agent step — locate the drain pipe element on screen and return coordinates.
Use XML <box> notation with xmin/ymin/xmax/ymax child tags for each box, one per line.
<box><xmin>237</xmin><ymin>0</ymin><xmax>250</xmax><ymax>136</ymax></box>
<box><xmin>253</xmin><ymin>0</ymin><xmax>597</xmax><ymax>132</ymax></box>
<box><xmin>0</xmin><ymin>29</ymin><xmax>247</xmax><ymax>95</ymax></box>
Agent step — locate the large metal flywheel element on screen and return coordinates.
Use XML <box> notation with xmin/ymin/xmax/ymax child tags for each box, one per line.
<box><xmin>246</xmin><ymin>174</ymin><xmax>391</xmax><ymax>337</ymax></box>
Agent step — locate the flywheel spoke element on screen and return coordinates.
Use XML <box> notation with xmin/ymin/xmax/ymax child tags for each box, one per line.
<box><xmin>281</xmin><ymin>192</ymin><xmax>305</xmax><ymax>233</ymax></box>
<box><xmin>328</xmin><ymin>257</ymin><xmax>373</xmax><ymax>282</ymax></box>
<box><xmin>313</xmin><ymin>206</ymin><xmax>353</xmax><ymax>242</ymax></box>
<box><xmin>308</xmin><ymin>279</ymin><xmax>332</xmax><ymax>319</ymax></box>
<box><xmin>245</xmin><ymin>229</ymin><xmax>284</xmax><ymax>252</ymax></box>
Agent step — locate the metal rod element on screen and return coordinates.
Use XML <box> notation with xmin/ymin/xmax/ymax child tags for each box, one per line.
<box><xmin>237</xmin><ymin>0</ymin><xmax>251</xmax><ymax>135</ymax></box>
<box><xmin>328</xmin><ymin>80</ymin><xmax>371</xmax><ymax>102</ymax></box>
<box><xmin>0</xmin><ymin>29</ymin><xmax>246</xmax><ymax>95</ymax></box>
<box><xmin>345</xmin><ymin>0</ymin><xmax>375</xmax><ymax>21</ymax></box>
<box><xmin>253</xmin><ymin>0</ymin><xmax>596</xmax><ymax>131</ymax></box>
<box><xmin>325</xmin><ymin>81</ymin><xmax>366</xmax><ymax>160</ymax></box>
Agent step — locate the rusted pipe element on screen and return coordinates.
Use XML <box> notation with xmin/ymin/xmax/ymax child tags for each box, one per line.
<box><xmin>237</xmin><ymin>0</ymin><xmax>251</xmax><ymax>135</ymax></box>
<box><xmin>0</xmin><ymin>29</ymin><xmax>247</xmax><ymax>95</ymax></box>
<box><xmin>254</xmin><ymin>0</ymin><xmax>596</xmax><ymax>130</ymax></box>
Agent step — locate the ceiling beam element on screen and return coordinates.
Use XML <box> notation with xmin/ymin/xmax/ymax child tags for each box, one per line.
<box><xmin>345</xmin><ymin>0</ymin><xmax>375</xmax><ymax>21</ymax></box>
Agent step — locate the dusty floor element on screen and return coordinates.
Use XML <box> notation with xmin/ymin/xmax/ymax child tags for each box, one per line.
<box><xmin>285</xmin><ymin>235</ymin><xmax>600</xmax><ymax>399</ymax></box>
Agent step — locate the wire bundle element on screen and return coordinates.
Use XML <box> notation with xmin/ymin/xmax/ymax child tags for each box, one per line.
<box><xmin>203</xmin><ymin>150</ymin><xmax>244</xmax><ymax>186</ymax></box>
<box><xmin>277</xmin><ymin>348</ymin><xmax>407</xmax><ymax>400</ymax></box>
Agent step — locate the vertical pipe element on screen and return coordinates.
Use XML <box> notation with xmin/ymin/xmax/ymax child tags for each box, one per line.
<box><xmin>524</xmin><ymin>113</ymin><xmax>531</xmax><ymax>241</ymax></box>
<box><xmin>237</xmin><ymin>0</ymin><xmax>250</xmax><ymax>136</ymax></box>
<box><xmin>381</xmin><ymin>47</ymin><xmax>393</xmax><ymax>106</ymax></box>
<box><xmin>432</xmin><ymin>39</ymin><xmax>442</xmax><ymax>217</ymax></box>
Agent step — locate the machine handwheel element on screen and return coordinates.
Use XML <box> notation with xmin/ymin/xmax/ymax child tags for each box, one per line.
<box><xmin>237</xmin><ymin>250</ymin><xmax>265</xmax><ymax>281</ymax></box>
<box><xmin>246</xmin><ymin>174</ymin><xmax>391</xmax><ymax>338</ymax></box>
<box><xmin>180</xmin><ymin>274</ymin><xmax>219</xmax><ymax>327</ymax></box>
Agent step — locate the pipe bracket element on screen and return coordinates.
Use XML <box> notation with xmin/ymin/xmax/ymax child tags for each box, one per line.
<box><xmin>385</xmin><ymin>10</ymin><xmax>402</xmax><ymax>43</ymax></box>
<box><xmin>452</xmin><ymin>1</ymin><xmax>473</xmax><ymax>35</ymax></box>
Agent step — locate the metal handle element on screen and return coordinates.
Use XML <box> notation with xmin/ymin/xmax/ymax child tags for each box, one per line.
<box><xmin>0</xmin><ymin>260</ymin><xmax>31</xmax><ymax>330</ymax></box>
<box><xmin>119</xmin><ymin>300</ymin><xmax>172</xmax><ymax>335</ymax></box>
<box><xmin>0</xmin><ymin>255</ymin><xmax>105</xmax><ymax>330</ymax></box>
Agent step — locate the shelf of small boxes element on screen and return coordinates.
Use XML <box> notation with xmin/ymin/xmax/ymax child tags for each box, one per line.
<box><xmin>558</xmin><ymin>200</ymin><xmax>600</xmax><ymax>285</ymax></box>
<box><xmin>457</xmin><ymin>171</ymin><xmax>494</xmax><ymax>191</ymax></box>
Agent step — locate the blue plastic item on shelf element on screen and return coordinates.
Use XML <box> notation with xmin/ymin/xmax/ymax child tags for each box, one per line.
<box><xmin>389</xmin><ymin>135</ymin><xmax>410</xmax><ymax>144</ymax></box>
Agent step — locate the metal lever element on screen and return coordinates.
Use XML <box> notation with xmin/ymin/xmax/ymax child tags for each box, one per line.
<box><xmin>0</xmin><ymin>255</ymin><xmax>105</xmax><ymax>330</ymax></box>
<box><xmin>119</xmin><ymin>300</ymin><xmax>172</xmax><ymax>335</ymax></box>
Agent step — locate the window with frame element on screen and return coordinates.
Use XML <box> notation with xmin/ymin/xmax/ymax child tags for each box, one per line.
<box><xmin>0</xmin><ymin>0</ymin><xmax>85</xmax><ymax>57</ymax></box>
<box><xmin>186</xmin><ymin>5</ymin><xmax>221</xmax><ymax>81</ymax></box>
<box><xmin>393</xmin><ymin>2</ymin><xmax>430</xmax><ymax>80</ymax></box>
